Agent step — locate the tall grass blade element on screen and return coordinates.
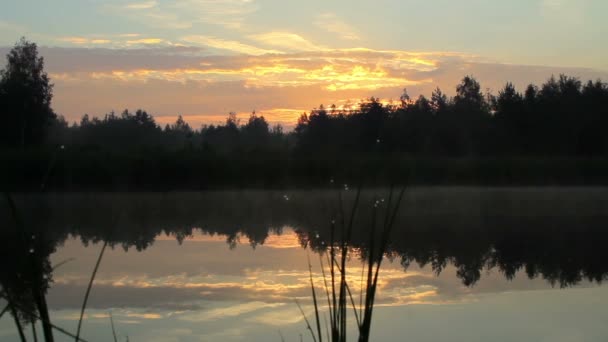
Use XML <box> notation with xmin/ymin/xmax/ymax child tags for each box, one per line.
<box><xmin>52</xmin><ymin>258</ymin><xmax>76</xmax><ymax>271</ymax></box>
<box><xmin>361</xmin><ymin>186</ymin><xmax>406</xmax><ymax>342</ymax></box>
<box><xmin>9</xmin><ymin>302</ymin><xmax>26</xmax><ymax>342</ymax></box>
<box><xmin>33</xmin><ymin>288</ymin><xmax>54</xmax><ymax>342</ymax></box>
<box><xmin>319</xmin><ymin>254</ymin><xmax>332</xmax><ymax>319</ymax></box>
<box><xmin>295</xmin><ymin>299</ymin><xmax>317</xmax><ymax>342</ymax></box>
<box><xmin>51</xmin><ymin>324</ymin><xmax>89</xmax><ymax>342</ymax></box>
<box><xmin>75</xmin><ymin>241</ymin><xmax>108</xmax><ymax>342</ymax></box>
<box><xmin>307</xmin><ymin>253</ymin><xmax>323</xmax><ymax>342</ymax></box>
<box><xmin>323</xmin><ymin>313</ymin><xmax>330</xmax><ymax>342</ymax></box>
<box><xmin>109</xmin><ymin>311</ymin><xmax>118</xmax><ymax>342</ymax></box>
<box><xmin>31</xmin><ymin>320</ymin><xmax>38</xmax><ymax>342</ymax></box>
<box><xmin>7</xmin><ymin>298</ymin><xmax>89</xmax><ymax>341</ymax></box>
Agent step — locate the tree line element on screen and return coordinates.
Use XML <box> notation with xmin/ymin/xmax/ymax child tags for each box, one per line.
<box><xmin>2</xmin><ymin>39</ymin><xmax>607</xmax><ymax>157</ymax></box>
<box><xmin>35</xmin><ymin>74</ymin><xmax>608</xmax><ymax>158</ymax></box>
<box><xmin>2</xmin><ymin>39</ymin><xmax>608</xmax><ymax>189</ymax></box>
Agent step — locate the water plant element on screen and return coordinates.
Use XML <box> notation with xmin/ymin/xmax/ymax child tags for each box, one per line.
<box><xmin>299</xmin><ymin>186</ymin><xmax>405</xmax><ymax>342</ymax></box>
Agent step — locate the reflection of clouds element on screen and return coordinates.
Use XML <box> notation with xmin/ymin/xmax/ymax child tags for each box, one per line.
<box><xmin>41</xmin><ymin>227</ymin><xmax>608</xmax><ymax>342</ymax></box>
<box><xmin>247</xmin><ymin>306</ymin><xmax>305</xmax><ymax>326</ymax></box>
<box><xmin>48</xmin><ymin>237</ymin><xmax>581</xmax><ymax>315</ymax></box>
<box><xmin>178</xmin><ymin>302</ymin><xmax>284</xmax><ymax>322</ymax></box>
<box><xmin>48</xmin><ymin>282</ymin><xmax>207</xmax><ymax>310</ymax></box>
<box><xmin>53</xmin><ymin>310</ymin><xmax>162</xmax><ymax>321</ymax></box>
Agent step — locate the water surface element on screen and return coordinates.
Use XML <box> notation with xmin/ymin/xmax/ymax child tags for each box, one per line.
<box><xmin>1</xmin><ymin>188</ymin><xmax>607</xmax><ymax>341</ymax></box>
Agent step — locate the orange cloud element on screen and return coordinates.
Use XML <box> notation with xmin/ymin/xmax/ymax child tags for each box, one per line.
<box><xmin>76</xmin><ymin>49</ymin><xmax>438</xmax><ymax>92</ymax></box>
<box><xmin>58</xmin><ymin>36</ymin><xmax>112</xmax><ymax>45</ymax></box>
<box><xmin>37</xmin><ymin>44</ymin><xmax>608</xmax><ymax>130</ymax></box>
<box><xmin>126</xmin><ymin>38</ymin><xmax>165</xmax><ymax>45</ymax></box>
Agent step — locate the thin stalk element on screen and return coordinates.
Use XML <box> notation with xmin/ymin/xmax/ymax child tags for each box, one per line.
<box><xmin>360</xmin><ymin>187</ymin><xmax>406</xmax><ymax>342</ymax></box>
<box><xmin>51</xmin><ymin>324</ymin><xmax>90</xmax><ymax>342</ymax></box>
<box><xmin>33</xmin><ymin>287</ymin><xmax>54</xmax><ymax>342</ymax></box>
<box><xmin>31</xmin><ymin>320</ymin><xmax>38</xmax><ymax>342</ymax></box>
<box><xmin>7</xmin><ymin>299</ymin><xmax>89</xmax><ymax>341</ymax></box>
<box><xmin>344</xmin><ymin>277</ymin><xmax>361</xmax><ymax>327</ymax></box>
<box><xmin>339</xmin><ymin>186</ymin><xmax>362</xmax><ymax>342</ymax></box>
<box><xmin>307</xmin><ymin>253</ymin><xmax>323</xmax><ymax>342</ymax></box>
<box><xmin>52</xmin><ymin>258</ymin><xmax>76</xmax><ymax>271</ymax></box>
<box><xmin>295</xmin><ymin>299</ymin><xmax>317</xmax><ymax>342</ymax></box>
<box><xmin>75</xmin><ymin>241</ymin><xmax>108</xmax><ymax>342</ymax></box>
<box><xmin>9</xmin><ymin>302</ymin><xmax>26</xmax><ymax>342</ymax></box>
<box><xmin>329</xmin><ymin>220</ymin><xmax>337</xmax><ymax>340</ymax></box>
<box><xmin>323</xmin><ymin>313</ymin><xmax>330</xmax><ymax>342</ymax></box>
<box><xmin>330</xmin><ymin>258</ymin><xmax>360</xmax><ymax>327</ymax></box>
<box><xmin>359</xmin><ymin>261</ymin><xmax>364</xmax><ymax>321</ymax></box>
<box><xmin>337</xmin><ymin>188</ymin><xmax>347</xmax><ymax>342</ymax></box>
<box><xmin>359</xmin><ymin>202</ymin><xmax>378</xmax><ymax>341</ymax></box>
<box><xmin>319</xmin><ymin>254</ymin><xmax>333</xmax><ymax>334</ymax></box>
<box><xmin>109</xmin><ymin>312</ymin><xmax>118</xmax><ymax>342</ymax></box>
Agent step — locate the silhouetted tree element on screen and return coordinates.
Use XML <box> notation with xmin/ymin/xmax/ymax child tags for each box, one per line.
<box><xmin>241</xmin><ymin>111</ymin><xmax>270</xmax><ymax>148</ymax></box>
<box><xmin>0</xmin><ymin>38</ymin><xmax>55</xmax><ymax>147</ymax></box>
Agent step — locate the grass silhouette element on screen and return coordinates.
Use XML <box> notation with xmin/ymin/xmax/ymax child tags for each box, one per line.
<box><xmin>299</xmin><ymin>186</ymin><xmax>405</xmax><ymax>342</ymax></box>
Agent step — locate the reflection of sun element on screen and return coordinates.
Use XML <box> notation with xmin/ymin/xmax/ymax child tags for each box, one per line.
<box><xmin>261</xmin><ymin>227</ymin><xmax>302</xmax><ymax>249</ymax></box>
<box><xmin>155</xmin><ymin>227</ymin><xmax>302</xmax><ymax>249</ymax></box>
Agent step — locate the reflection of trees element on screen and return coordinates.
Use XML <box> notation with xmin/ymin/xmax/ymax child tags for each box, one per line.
<box><xmin>1</xmin><ymin>195</ymin><xmax>62</xmax><ymax>340</ymax></box>
<box><xmin>300</xmin><ymin>222</ymin><xmax>608</xmax><ymax>288</ymax></box>
<box><xmin>1</xmin><ymin>191</ymin><xmax>607</xmax><ymax>296</ymax></box>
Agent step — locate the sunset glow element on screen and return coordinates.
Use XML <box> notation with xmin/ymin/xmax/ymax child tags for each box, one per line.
<box><xmin>1</xmin><ymin>0</ymin><xmax>607</xmax><ymax>127</ymax></box>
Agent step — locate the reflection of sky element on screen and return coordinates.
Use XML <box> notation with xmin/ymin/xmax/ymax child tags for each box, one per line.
<box><xmin>2</xmin><ymin>228</ymin><xmax>608</xmax><ymax>341</ymax></box>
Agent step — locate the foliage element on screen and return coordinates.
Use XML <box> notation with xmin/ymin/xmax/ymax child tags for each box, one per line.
<box><xmin>0</xmin><ymin>38</ymin><xmax>55</xmax><ymax>147</ymax></box>
<box><xmin>2</xmin><ymin>41</ymin><xmax>608</xmax><ymax>188</ymax></box>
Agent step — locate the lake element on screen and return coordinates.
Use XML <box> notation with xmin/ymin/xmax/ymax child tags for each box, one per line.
<box><xmin>1</xmin><ymin>187</ymin><xmax>608</xmax><ymax>341</ymax></box>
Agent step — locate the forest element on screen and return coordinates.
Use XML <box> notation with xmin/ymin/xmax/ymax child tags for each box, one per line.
<box><xmin>2</xmin><ymin>39</ymin><xmax>608</xmax><ymax>190</ymax></box>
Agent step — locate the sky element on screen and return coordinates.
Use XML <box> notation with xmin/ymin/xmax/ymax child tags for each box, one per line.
<box><xmin>1</xmin><ymin>0</ymin><xmax>608</xmax><ymax>128</ymax></box>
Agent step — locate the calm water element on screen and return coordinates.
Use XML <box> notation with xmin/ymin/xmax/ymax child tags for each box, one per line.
<box><xmin>1</xmin><ymin>188</ymin><xmax>608</xmax><ymax>341</ymax></box>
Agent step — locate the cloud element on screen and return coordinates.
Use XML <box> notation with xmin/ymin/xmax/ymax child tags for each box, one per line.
<box><xmin>58</xmin><ymin>37</ymin><xmax>112</xmax><ymax>45</ymax></box>
<box><xmin>34</xmin><ymin>47</ymin><xmax>443</xmax><ymax>90</ymax></box>
<box><xmin>181</xmin><ymin>35</ymin><xmax>281</xmax><ymax>55</ymax></box>
<box><xmin>178</xmin><ymin>302</ymin><xmax>284</xmax><ymax>322</ymax></box>
<box><xmin>124</xmin><ymin>0</ymin><xmax>159</xmax><ymax>10</ymax></box>
<box><xmin>2</xmin><ymin>41</ymin><xmax>605</xmax><ymax>128</ymax></box>
<box><xmin>109</xmin><ymin>0</ymin><xmax>258</xmax><ymax>29</ymax></box>
<box><xmin>249</xmin><ymin>32</ymin><xmax>325</xmax><ymax>52</ymax></box>
<box><xmin>315</xmin><ymin>13</ymin><xmax>361</xmax><ymax>41</ymax></box>
<box><xmin>126</xmin><ymin>38</ymin><xmax>165</xmax><ymax>45</ymax></box>
<box><xmin>54</xmin><ymin>35</ymin><xmax>179</xmax><ymax>49</ymax></box>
